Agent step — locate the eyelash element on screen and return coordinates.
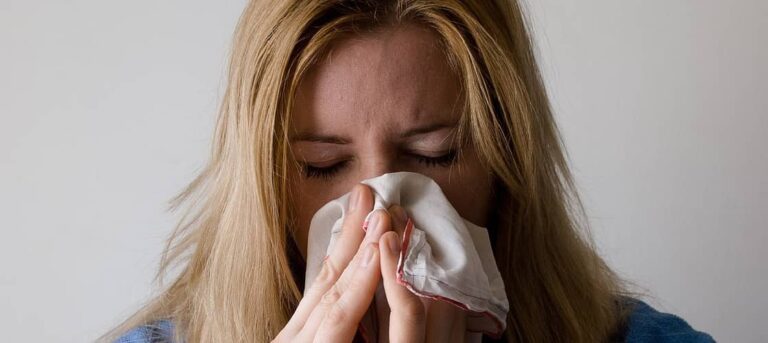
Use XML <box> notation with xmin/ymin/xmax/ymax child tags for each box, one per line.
<box><xmin>302</xmin><ymin>150</ymin><xmax>459</xmax><ymax>180</ymax></box>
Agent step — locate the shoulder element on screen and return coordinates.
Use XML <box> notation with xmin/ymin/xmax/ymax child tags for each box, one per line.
<box><xmin>113</xmin><ymin>319</ymin><xmax>176</xmax><ymax>343</ymax></box>
<box><xmin>619</xmin><ymin>297</ymin><xmax>716</xmax><ymax>343</ymax></box>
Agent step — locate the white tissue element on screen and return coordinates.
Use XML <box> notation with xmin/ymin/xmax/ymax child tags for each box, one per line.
<box><xmin>304</xmin><ymin>171</ymin><xmax>509</xmax><ymax>337</ymax></box>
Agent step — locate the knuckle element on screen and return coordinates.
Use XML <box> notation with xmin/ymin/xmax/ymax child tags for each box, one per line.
<box><xmin>325</xmin><ymin>302</ymin><xmax>349</xmax><ymax>324</ymax></box>
<box><xmin>305</xmin><ymin>259</ymin><xmax>341</xmax><ymax>298</ymax></box>
<box><xmin>320</xmin><ymin>284</ymin><xmax>342</xmax><ymax>305</ymax></box>
<box><xmin>316</xmin><ymin>258</ymin><xmax>342</xmax><ymax>284</ymax></box>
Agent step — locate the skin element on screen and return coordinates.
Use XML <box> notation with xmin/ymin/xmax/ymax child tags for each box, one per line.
<box><xmin>279</xmin><ymin>23</ymin><xmax>494</xmax><ymax>342</ymax></box>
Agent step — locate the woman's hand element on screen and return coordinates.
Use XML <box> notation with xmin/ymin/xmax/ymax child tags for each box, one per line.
<box><xmin>273</xmin><ymin>183</ymin><xmax>480</xmax><ymax>342</ymax></box>
<box><xmin>376</xmin><ymin>206</ymin><xmax>481</xmax><ymax>343</ymax></box>
<box><xmin>274</xmin><ymin>184</ymin><xmax>391</xmax><ymax>342</ymax></box>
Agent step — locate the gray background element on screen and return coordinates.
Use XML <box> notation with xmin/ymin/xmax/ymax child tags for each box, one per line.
<box><xmin>1</xmin><ymin>0</ymin><xmax>765</xmax><ymax>342</ymax></box>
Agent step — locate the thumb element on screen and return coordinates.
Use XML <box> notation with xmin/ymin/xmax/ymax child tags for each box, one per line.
<box><xmin>379</xmin><ymin>230</ymin><xmax>425</xmax><ymax>342</ymax></box>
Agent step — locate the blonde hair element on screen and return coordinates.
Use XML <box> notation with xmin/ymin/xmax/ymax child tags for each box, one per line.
<box><xmin>103</xmin><ymin>0</ymin><xmax>636</xmax><ymax>342</ymax></box>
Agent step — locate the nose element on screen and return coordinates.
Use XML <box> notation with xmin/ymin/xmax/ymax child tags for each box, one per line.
<box><xmin>356</xmin><ymin>150</ymin><xmax>398</xmax><ymax>181</ymax></box>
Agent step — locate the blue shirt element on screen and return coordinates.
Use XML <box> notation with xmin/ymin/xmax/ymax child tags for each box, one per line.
<box><xmin>114</xmin><ymin>298</ymin><xmax>716</xmax><ymax>342</ymax></box>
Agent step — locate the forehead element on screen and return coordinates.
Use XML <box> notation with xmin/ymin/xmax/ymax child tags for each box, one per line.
<box><xmin>291</xmin><ymin>23</ymin><xmax>463</xmax><ymax>138</ymax></box>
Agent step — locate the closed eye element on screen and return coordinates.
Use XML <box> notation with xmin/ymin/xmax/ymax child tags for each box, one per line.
<box><xmin>410</xmin><ymin>150</ymin><xmax>458</xmax><ymax>168</ymax></box>
<box><xmin>300</xmin><ymin>150</ymin><xmax>458</xmax><ymax>180</ymax></box>
<box><xmin>302</xmin><ymin>160</ymin><xmax>350</xmax><ymax>180</ymax></box>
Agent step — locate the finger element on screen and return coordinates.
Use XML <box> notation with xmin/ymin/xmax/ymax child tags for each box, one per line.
<box><xmin>334</xmin><ymin>209</ymin><xmax>392</xmax><ymax>295</ymax></box>
<box><xmin>313</xmin><ymin>243</ymin><xmax>382</xmax><ymax>341</ymax></box>
<box><xmin>373</xmin><ymin>205</ymin><xmax>408</xmax><ymax>343</ymax></box>
<box><xmin>380</xmin><ymin>230</ymin><xmax>426</xmax><ymax>343</ymax></box>
<box><xmin>298</xmin><ymin>211</ymin><xmax>391</xmax><ymax>340</ymax></box>
<box><xmin>326</xmin><ymin>183</ymin><xmax>375</xmax><ymax>276</ymax></box>
<box><xmin>388</xmin><ymin>204</ymin><xmax>408</xmax><ymax>237</ymax></box>
<box><xmin>282</xmin><ymin>184</ymin><xmax>374</xmax><ymax>335</ymax></box>
<box><xmin>345</xmin><ymin>209</ymin><xmax>394</xmax><ymax>342</ymax></box>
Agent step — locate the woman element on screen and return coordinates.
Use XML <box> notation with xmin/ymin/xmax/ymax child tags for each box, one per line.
<box><xmin>104</xmin><ymin>0</ymin><xmax>715</xmax><ymax>342</ymax></box>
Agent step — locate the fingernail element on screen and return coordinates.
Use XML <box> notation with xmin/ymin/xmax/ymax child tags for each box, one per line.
<box><xmin>387</xmin><ymin>234</ymin><xmax>400</xmax><ymax>254</ymax></box>
<box><xmin>348</xmin><ymin>185</ymin><xmax>360</xmax><ymax>211</ymax></box>
<box><xmin>364</xmin><ymin>210</ymin><xmax>382</xmax><ymax>239</ymax></box>
<box><xmin>360</xmin><ymin>243</ymin><xmax>377</xmax><ymax>267</ymax></box>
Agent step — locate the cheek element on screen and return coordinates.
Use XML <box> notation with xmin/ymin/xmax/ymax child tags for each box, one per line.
<box><xmin>430</xmin><ymin>151</ymin><xmax>493</xmax><ymax>227</ymax></box>
<box><xmin>288</xmin><ymin>167</ymin><xmax>358</xmax><ymax>254</ymax></box>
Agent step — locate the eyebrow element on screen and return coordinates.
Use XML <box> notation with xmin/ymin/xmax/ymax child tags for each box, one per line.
<box><xmin>290</xmin><ymin>122</ymin><xmax>457</xmax><ymax>144</ymax></box>
<box><xmin>402</xmin><ymin>122</ymin><xmax>457</xmax><ymax>138</ymax></box>
<box><xmin>289</xmin><ymin>134</ymin><xmax>350</xmax><ymax>144</ymax></box>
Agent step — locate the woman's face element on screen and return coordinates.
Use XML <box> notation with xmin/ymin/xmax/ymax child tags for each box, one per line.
<box><xmin>288</xmin><ymin>24</ymin><xmax>494</xmax><ymax>258</ymax></box>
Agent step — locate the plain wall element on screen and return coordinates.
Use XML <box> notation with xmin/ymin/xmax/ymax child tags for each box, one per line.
<box><xmin>1</xmin><ymin>1</ymin><xmax>765</xmax><ymax>342</ymax></box>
